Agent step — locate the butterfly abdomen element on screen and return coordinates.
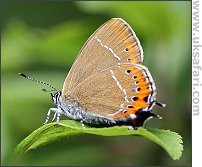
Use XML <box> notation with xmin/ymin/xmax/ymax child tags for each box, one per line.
<box><xmin>59</xmin><ymin>96</ymin><xmax>116</xmax><ymax>125</ymax></box>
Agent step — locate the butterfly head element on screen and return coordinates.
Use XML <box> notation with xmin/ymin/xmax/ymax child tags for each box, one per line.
<box><xmin>50</xmin><ymin>91</ymin><xmax>62</xmax><ymax>105</ymax></box>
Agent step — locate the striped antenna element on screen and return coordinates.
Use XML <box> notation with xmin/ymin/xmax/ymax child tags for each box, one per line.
<box><xmin>19</xmin><ymin>73</ymin><xmax>58</xmax><ymax>91</ymax></box>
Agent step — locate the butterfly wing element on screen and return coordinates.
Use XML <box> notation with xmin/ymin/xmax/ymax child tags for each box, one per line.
<box><xmin>63</xmin><ymin>63</ymin><xmax>156</xmax><ymax>119</ymax></box>
<box><xmin>62</xmin><ymin>18</ymin><xmax>143</xmax><ymax>95</ymax></box>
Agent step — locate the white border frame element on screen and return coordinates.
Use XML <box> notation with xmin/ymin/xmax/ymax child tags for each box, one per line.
<box><xmin>192</xmin><ymin>0</ymin><xmax>202</xmax><ymax>166</ymax></box>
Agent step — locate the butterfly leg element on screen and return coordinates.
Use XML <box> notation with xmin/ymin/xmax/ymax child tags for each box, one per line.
<box><xmin>43</xmin><ymin>108</ymin><xmax>59</xmax><ymax>124</ymax></box>
<box><xmin>51</xmin><ymin>112</ymin><xmax>57</xmax><ymax>122</ymax></box>
<box><xmin>56</xmin><ymin>113</ymin><xmax>61</xmax><ymax>123</ymax></box>
<box><xmin>80</xmin><ymin>120</ymin><xmax>86</xmax><ymax>129</ymax></box>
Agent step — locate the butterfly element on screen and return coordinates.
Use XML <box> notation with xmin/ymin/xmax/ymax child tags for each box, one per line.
<box><xmin>20</xmin><ymin>18</ymin><xmax>165</xmax><ymax>130</ymax></box>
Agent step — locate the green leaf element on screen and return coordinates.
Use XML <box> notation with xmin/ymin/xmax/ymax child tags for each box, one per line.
<box><xmin>14</xmin><ymin>120</ymin><xmax>183</xmax><ymax>160</ymax></box>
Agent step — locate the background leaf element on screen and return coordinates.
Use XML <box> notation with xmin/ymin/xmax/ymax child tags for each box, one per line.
<box><xmin>14</xmin><ymin>120</ymin><xmax>183</xmax><ymax>160</ymax></box>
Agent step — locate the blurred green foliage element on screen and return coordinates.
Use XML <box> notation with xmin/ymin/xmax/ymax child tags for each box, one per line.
<box><xmin>1</xmin><ymin>1</ymin><xmax>191</xmax><ymax>166</ymax></box>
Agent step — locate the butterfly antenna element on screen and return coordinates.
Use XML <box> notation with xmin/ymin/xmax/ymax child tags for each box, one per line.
<box><xmin>19</xmin><ymin>73</ymin><xmax>58</xmax><ymax>92</ymax></box>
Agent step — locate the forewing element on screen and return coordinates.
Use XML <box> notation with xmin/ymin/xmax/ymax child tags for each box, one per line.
<box><xmin>62</xmin><ymin>18</ymin><xmax>143</xmax><ymax>96</ymax></box>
